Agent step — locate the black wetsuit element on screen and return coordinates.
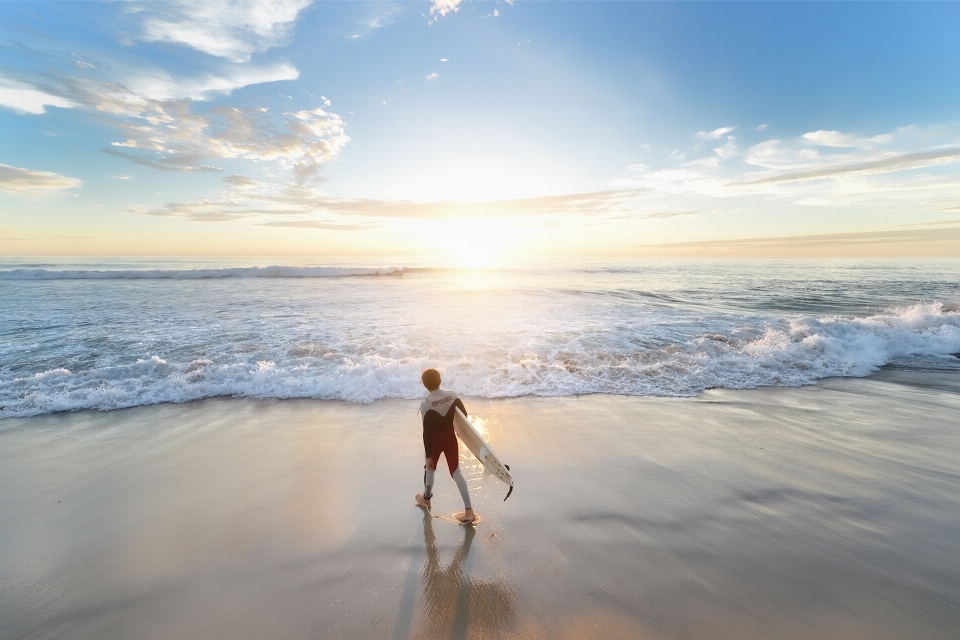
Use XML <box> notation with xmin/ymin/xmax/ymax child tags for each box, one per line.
<box><xmin>420</xmin><ymin>389</ymin><xmax>467</xmax><ymax>474</ymax></box>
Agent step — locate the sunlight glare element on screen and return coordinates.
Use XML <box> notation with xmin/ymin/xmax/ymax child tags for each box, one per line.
<box><xmin>440</xmin><ymin>217</ymin><xmax>524</xmax><ymax>269</ymax></box>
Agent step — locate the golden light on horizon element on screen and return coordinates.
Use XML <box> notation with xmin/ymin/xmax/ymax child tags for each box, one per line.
<box><xmin>432</xmin><ymin>217</ymin><xmax>527</xmax><ymax>269</ymax></box>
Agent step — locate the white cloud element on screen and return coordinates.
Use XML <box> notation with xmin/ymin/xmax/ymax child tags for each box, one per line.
<box><xmin>714</xmin><ymin>138</ymin><xmax>739</xmax><ymax>160</ymax></box>
<box><xmin>440</xmin><ymin>58</ymin><xmax>449</xmax><ymax>62</ymax></box>
<box><xmin>135</xmin><ymin>183</ymin><xmax>650</xmax><ymax>223</ymax></box>
<box><xmin>615</xmin><ymin>122</ymin><xmax>960</xmax><ymax>227</ymax></box>
<box><xmin>128</xmin><ymin>62</ymin><xmax>300</xmax><ymax>101</ymax></box>
<box><xmin>696</xmin><ymin>126</ymin><xmax>734</xmax><ymax>141</ymax></box>
<box><xmin>755</xmin><ymin>123</ymin><xmax>768</xmax><ymax>131</ymax></box>
<box><xmin>426</xmin><ymin>72</ymin><xmax>439</xmax><ymax>81</ymax></box>
<box><xmin>733</xmin><ymin>147</ymin><xmax>960</xmax><ymax>186</ymax></box>
<box><xmin>0</xmin><ymin>164</ymin><xmax>82</xmax><ymax>195</ymax></box>
<box><xmin>430</xmin><ymin>0</ymin><xmax>461</xmax><ymax>18</ymax></box>
<box><xmin>13</xmin><ymin>68</ymin><xmax>347</xmax><ymax>181</ymax></box>
<box><xmin>0</xmin><ymin>83</ymin><xmax>75</xmax><ymax>114</ymax></box>
<box><xmin>802</xmin><ymin>129</ymin><xmax>895</xmax><ymax>148</ymax></box>
<box><xmin>133</xmin><ymin>0</ymin><xmax>312</xmax><ymax>63</ymax></box>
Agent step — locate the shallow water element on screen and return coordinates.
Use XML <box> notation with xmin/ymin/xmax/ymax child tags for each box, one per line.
<box><xmin>1</xmin><ymin>374</ymin><xmax>958</xmax><ymax>639</ymax></box>
<box><xmin>2</xmin><ymin>257</ymin><xmax>959</xmax><ymax>417</ymax></box>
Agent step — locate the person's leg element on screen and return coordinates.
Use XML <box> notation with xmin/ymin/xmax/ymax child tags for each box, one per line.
<box><xmin>445</xmin><ymin>437</ymin><xmax>474</xmax><ymax>522</ymax></box>
<box><xmin>416</xmin><ymin>457</ymin><xmax>438</xmax><ymax>508</ymax></box>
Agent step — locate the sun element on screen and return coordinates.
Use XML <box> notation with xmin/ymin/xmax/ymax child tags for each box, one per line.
<box><xmin>438</xmin><ymin>217</ymin><xmax>524</xmax><ymax>269</ymax></box>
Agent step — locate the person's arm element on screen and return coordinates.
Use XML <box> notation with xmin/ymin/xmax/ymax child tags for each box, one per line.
<box><xmin>453</xmin><ymin>398</ymin><xmax>467</xmax><ymax>417</ymax></box>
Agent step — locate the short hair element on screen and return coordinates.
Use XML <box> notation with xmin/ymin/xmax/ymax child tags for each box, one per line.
<box><xmin>421</xmin><ymin>368</ymin><xmax>441</xmax><ymax>391</ymax></box>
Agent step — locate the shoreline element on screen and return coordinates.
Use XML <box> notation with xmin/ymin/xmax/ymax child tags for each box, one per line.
<box><xmin>2</xmin><ymin>371</ymin><xmax>959</xmax><ymax>639</ymax></box>
<box><xmin>3</xmin><ymin>364</ymin><xmax>959</xmax><ymax>426</ymax></box>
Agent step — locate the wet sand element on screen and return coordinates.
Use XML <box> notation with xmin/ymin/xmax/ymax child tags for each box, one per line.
<box><xmin>2</xmin><ymin>371</ymin><xmax>959</xmax><ymax>639</ymax></box>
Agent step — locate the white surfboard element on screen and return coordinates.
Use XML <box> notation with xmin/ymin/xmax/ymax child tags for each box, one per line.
<box><xmin>453</xmin><ymin>407</ymin><xmax>514</xmax><ymax>501</ymax></box>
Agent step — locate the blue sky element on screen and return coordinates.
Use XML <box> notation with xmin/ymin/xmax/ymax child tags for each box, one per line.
<box><xmin>1</xmin><ymin>1</ymin><xmax>959</xmax><ymax>261</ymax></box>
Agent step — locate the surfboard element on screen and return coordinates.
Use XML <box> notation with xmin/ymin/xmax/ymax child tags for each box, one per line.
<box><xmin>453</xmin><ymin>407</ymin><xmax>514</xmax><ymax>501</ymax></box>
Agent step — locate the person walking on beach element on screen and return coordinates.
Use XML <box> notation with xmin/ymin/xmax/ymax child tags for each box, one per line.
<box><xmin>416</xmin><ymin>368</ymin><xmax>475</xmax><ymax>523</ymax></box>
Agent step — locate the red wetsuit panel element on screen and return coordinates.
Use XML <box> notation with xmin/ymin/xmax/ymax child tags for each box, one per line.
<box><xmin>428</xmin><ymin>427</ymin><xmax>460</xmax><ymax>474</ymax></box>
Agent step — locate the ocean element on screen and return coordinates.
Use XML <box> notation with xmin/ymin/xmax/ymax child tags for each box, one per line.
<box><xmin>2</xmin><ymin>257</ymin><xmax>959</xmax><ymax>419</ymax></box>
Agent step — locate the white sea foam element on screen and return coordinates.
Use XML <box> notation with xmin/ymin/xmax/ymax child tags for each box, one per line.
<box><xmin>0</xmin><ymin>266</ymin><xmax>405</xmax><ymax>280</ymax></box>
<box><xmin>2</xmin><ymin>298</ymin><xmax>958</xmax><ymax>418</ymax></box>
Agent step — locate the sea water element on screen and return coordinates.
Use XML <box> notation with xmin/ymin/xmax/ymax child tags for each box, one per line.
<box><xmin>1</xmin><ymin>257</ymin><xmax>959</xmax><ymax>418</ymax></box>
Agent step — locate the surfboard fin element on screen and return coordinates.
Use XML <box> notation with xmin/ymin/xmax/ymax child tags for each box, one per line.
<box><xmin>504</xmin><ymin>484</ymin><xmax>514</xmax><ymax>501</ymax></box>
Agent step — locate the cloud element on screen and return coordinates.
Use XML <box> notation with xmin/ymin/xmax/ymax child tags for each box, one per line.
<box><xmin>898</xmin><ymin>217</ymin><xmax>960</xmax><ymax>227</ymax></box>
<box><xmin>732</xmin><ymin>147</ymin><xmax>960</xmax><ymax>186</ymax></box>
<box><xmin>634</xmin><ymin>227</ymin><xmax>960</xmax><ymax>257</ymax></box>
<box><xmin>132</xmin><ymin>0</ymin><xmax>312</xmax><ymax>63</ymax></box>
<box><xmin>133</xmin><ymin>184</ymin><xmax>650</xmax><ymax>224</ymax></box>
<box><xmin>80</xmin><ymin>85</ymin><xmax>350</xmax><ymax>179</ymax></box>
<box><xmin>714</xmin><ymin>138</ymin><xmax>738</xmax><ymax>160</ymax></box>
<box><xmin>430</xmin><ymin>0</ymin><xmax>462</xmax><ymax>18</ymax></box>
<box><xmin>802</xmin><ymin>129</ymin><xmax>894</xmax><ymax>148</ymax></box>
<box><xmin>696</xmin><ymin>127</ymin><xmax>734</xmax><ymax>141</ymax></box>
<box><xmin>0</xmin><ymin>163</ymin><xmax>82</xmax><ymax>195</ymax></box>
<box><xmin>426</xmin><ymin>72</ymin><xmax>439</xmax><ymax>81</ymax></box>
<box><xmin>128</xmin><ymin>62</ymin><xmax>300</xmax><ymax>101</ymax></box>
<box><xmin>257</xmin><ymin>220</ymin><xmax>377</xmax><ymax>230</ymax></box>
<box><xmin>640</xmin><ymin>210</ymin><xmax>699</xmax><ymax>220</ymax></box>
<box><xmin>0</xmin><ymin>83</ymin><xmax>75</xmax><ymax>114</ymax></box>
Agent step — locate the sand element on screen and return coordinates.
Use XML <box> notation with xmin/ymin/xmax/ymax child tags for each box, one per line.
<box><xmin>2</xmin><ymin>371</ymin><xmax>959</xmax><ymax>639</ymax></box>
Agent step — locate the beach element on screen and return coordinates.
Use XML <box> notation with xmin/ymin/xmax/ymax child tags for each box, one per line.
<box><xmin>2</xmin><ymin>370</ymin><xmax>958</xmax><ymax>639</ymax></box>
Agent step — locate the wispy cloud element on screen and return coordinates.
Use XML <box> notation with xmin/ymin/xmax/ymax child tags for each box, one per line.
<box><xmin>732</xmin><ymin>147</ymin><xmax>960</xmax><ymax>185</ymax></box>
<box><xmin>131</xmin><ymin>0</ymin><xmax>313</xmax><ymax>63</ymax></box>
<box><xmin>426</xmin><ymin>72</ymin><xmax>439</xmax><ymax>81</ymax></box>
<box><xmin>0</xmin><ymin>163</ymin><xmax>82</xmax><ymax>195</ymax></box>
<box><xmin>898</xmin><ymin>217</ymin><xmax>960</xmax><ymax>227</ymax></box>
<box><xmin>0</xmin><ymin>81</ymin><xmax>75</xmax><ymax>114</ymax></box>
<box><xmin>696</xmin><ymin>126</ymin><xmax>734</xmax><ymax>141</ymax></box>
<box><xmin>133</xmin><ymin>183</ymin><xmax>650</xmax><ymax>224</ymax></box>
<box><xmin>640</xmin><ymin>210</ymin><xmax>699</xmax><ymax>220</ymax></box>
<box><xmin>127</xmin><ymin>62</ymin><xmax>300</xmax><ymax>101</ymax></box>
<box><xmin>802</xmin><ymin>129</ymin><xmax>893</xmax><ymax>148</ymax></box>
<box><xmin>635</xmin><ymin>227</ymin><xmax>960</xmax><ymax>257</ymax></box>
<box><xmin>257</xmin><ymin>220</ymin><xmax>377</xmax><ymax>230</ymax></box>
<box><xmin>621</xmin><ymin>122</ymin><xmax>960</xmax><ymax>219</ymax></box>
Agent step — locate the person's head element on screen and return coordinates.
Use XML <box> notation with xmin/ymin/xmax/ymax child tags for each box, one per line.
<box><xmin>421</xmin><ymin>368</ymin><xmax>441</xmax><ymax>391</ymax></box>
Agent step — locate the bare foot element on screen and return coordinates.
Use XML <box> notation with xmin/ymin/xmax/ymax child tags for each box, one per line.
<box><xmin>415</xmin><ymin>494</ymin><xmax>432</xmax><ymax>509</ymax></box>
<box><xmin>456</xmin><ymin>508</ymin><xmax>476</xmax><ymax>524</ymax></box>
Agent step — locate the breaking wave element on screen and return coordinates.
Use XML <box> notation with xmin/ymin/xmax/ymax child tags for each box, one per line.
<box><xmin>2</xmin><ymin>302</ymin><xmax>958</xmax><ymax>419</ymax></box>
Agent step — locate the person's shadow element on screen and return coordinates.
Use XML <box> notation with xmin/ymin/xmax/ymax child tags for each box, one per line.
<box><xmin>393</xmin><ymin>507</ymin><xmax>516</xmax><ymax>640</ymax></box>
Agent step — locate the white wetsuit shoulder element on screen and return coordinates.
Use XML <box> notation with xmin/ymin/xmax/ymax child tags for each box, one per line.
<box><xmin>420</xmin><ymin>388</ymin><xmax>460</xmax><ymax>417</ymax></box>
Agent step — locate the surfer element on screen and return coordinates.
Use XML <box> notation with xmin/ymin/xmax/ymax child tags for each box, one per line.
<box><xmin>416</xmin><ymin>368</ymin><xmax>475</xmax><ymax>523</ymax></box>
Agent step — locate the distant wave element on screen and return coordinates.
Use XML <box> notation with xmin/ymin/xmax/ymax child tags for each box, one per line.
<box><xmin>0</xmin><ymin>266</ymin><xmax>407</xmax><ymax>280</ymax></box>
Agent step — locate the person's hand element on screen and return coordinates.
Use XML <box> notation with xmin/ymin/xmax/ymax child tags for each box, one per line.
<box><xmin>424</xmin><ymin>458</ymin><xmax>435</xmax><ymax>470</ymax></box>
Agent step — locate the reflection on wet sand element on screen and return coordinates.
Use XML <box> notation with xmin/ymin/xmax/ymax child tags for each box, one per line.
<box><xmin>398</xmin><ymin>507</ymin><xmax>516</xmax><ymax>640</ymax></box>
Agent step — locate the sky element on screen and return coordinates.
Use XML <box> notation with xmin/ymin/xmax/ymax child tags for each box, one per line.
<box><xmin>1</xmin><ymin>0</ymin><xmax>959</xmax><ymax>263</ymax></box>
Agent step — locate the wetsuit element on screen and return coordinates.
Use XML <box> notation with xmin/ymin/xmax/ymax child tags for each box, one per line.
<box><xmin>420</xmin><ymin>388</ymin><xmax>471</xmax><ymax>508</ymax></box>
